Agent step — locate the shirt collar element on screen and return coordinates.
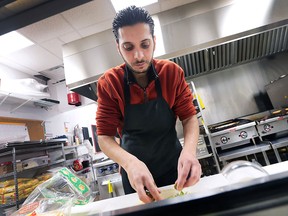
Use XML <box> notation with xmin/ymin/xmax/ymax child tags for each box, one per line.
<box><xmin>125</xmin><ymin>60</ymin><xmax>159</xmax><ymax>85</ymax></box>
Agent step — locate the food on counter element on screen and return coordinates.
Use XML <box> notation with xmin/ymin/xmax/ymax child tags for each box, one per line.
<box><xmin>170</xmin><ymin>190</ymin><xmax>188</xmax><ymax>198</ymax></box>
<box><xmin>11</xmin><ymin>167</ymin><xmax>93</xmax><ymax>216</ymax></box>
<box><xmin>160</xmin><ymin>188</ymin><xmax>190</xmax><ymax>200</ymax></box>
<box><xmin>142</xmin><ymin>187</ymin><xmax>190</xmax><ymax>203</ymax></box>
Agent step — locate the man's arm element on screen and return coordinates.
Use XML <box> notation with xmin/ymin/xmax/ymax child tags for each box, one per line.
<box><xmin>175</xmin><ymin>115</ymin><xmax>202</xmax><ymax>190</ymax></box>
<box><xmin>98</xmin><ymin>135</ymin><xmax>162</xmax><ymax>203</ymax></box>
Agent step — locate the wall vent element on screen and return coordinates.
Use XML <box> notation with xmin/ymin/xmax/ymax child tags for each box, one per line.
<box><xmin>170</xmin><ymin>25</ymin><xmax>288</xmax><ymax>79</ymax></box>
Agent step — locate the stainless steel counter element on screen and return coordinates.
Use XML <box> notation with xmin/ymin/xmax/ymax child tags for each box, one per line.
<box><xmin>72</xmin><ymin>161</ymin><xmax>288</xmax><ymax>215</ymax></box>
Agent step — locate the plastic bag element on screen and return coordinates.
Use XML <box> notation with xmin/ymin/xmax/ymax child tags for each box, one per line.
<box><xmin>11</xmin><ymin>167</ymin><xmax>93</xmax><ymax>216</ymax></box>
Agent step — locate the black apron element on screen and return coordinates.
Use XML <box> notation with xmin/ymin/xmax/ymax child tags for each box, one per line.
<box><xmin>120</xmin><ymin>65</ymin><xmax>182</xmax><ymax>194</ymax></box>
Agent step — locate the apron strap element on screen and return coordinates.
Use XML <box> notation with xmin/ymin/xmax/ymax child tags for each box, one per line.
<box><xmin>152</xmin><ymin>64</ymin><xmax>162</xmax><ymax>99</ymax></box>
<box><xmin>124</xmin><ymin>66</ymin><xmax>131</xmax><ymax>105</ymax></box>
<box><xmin>124</xmin><ymin>64</ymin><xmax>161</xmax><ymax>105</ymax></box>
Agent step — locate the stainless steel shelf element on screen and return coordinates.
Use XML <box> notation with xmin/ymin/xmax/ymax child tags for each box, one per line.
<box><xmin>270</xmin><ymin>136</ymin><xmax>288</xmax><ymax>162</ymax></box>
<box><xmin>270</xmin><ymin>136</ymin><xmax>288</xmax><ymax>149</ymax></box>
<box><xmin>218</xmin><ymin>143</ymin><xmax>271</xmax><ymax>162</ymax></box>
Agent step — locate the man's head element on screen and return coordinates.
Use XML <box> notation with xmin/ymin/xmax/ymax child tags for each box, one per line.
<box><xmin>112</xmin><ymin>5</ymin><xmax>154</xmax><ymax>44</ymax></box>
<box><xmin>112</xmin><ymin>6</ymin><xmax>156</xmax><ymax>75</ymax></box>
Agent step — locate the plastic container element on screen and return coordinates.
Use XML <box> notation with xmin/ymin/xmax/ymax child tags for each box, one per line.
<box><xmin>221</xmin><ymin>160</ymin><xmax>269</xmax><ymax>184</ymax></box>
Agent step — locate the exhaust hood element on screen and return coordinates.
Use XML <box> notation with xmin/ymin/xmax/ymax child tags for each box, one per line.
<box><xmin>63</xmin><ymin>0</ymin><xmax>288</xmax><ymax>101</ymax></box>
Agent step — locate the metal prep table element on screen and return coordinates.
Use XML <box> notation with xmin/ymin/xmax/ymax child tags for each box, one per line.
<box><xmin>71</xmin><ymin>161</ymin><xmax>288</xmax><ymax>216</ymax></box>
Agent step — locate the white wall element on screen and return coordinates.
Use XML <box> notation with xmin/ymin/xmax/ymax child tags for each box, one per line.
<box><xmin>43</xmin><ymin>102</ymin><xmax>97</xmax><ymax>143</ymax></box>
<box><xmin>0</xmin><ymin>64</ymin><xmax>98</xmax><ymax>147</ymax></box>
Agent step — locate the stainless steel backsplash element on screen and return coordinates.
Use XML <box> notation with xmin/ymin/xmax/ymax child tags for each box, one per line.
<box><xmin>189</xmin><ymin>52</ymin><xmax>288</xmax><ymax>126</ymax></box>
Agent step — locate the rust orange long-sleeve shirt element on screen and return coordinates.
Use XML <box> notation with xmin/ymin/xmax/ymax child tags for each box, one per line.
<box><xmin>96</xmin><ymin>59</ymin><xmax>196</xmax><ymax>136</ymax></box>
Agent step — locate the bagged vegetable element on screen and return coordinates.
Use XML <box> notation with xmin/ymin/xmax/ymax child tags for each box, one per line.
<box><xmin>11</xmin><ymin>167</ymin><xmax>93</xmax><ymax>216</ymax></box>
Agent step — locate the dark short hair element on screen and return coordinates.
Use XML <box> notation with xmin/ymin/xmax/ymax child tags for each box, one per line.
<box><xmin>112</xmin><ymin>5</ymin><xmax>155</xmax><ymax>43</ymax></box>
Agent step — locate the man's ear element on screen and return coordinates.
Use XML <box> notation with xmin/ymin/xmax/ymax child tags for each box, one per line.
<box><xmin>153</xmin><ymin>36</ymin><xmax>156</xmax><ymax>51</ymax></box>
<box><xmin>116</xmin><ymin>41</ymin><xmax>121</xmax><ymax>54</ymax></box>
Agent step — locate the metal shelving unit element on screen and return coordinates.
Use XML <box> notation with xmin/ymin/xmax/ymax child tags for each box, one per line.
<box><xmin>0</xmin><ymin>139</ymin><xmax>67</xmax><ymax>212</ymax></box>
<box><xmin>190</xmin><ymin>81</ymin><xmax>221</xmax><ymax>173</ymax></box>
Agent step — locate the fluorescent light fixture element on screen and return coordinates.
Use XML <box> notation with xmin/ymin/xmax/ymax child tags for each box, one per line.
<box><xmin>111</xmin><ymin>0</ymin><xmax>158</xmax><ymax>12</ymax></box>
<box><xmin>0</xmin><ymin>31</ymin><xmax>34</xmax><ymax>55</ymax></box>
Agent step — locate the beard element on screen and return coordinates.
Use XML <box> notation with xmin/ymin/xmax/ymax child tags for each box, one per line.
<box><xmin>126</xmin><ymin>59</ymin><xmax>152</xmax><ymax>75</ymax></box>
<box><xmin>119</xmin><ymin>45</ymin><xmax>155</xmax><ymax>75</ymax></box>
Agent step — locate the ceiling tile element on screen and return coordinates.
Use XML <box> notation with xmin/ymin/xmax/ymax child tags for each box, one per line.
<box><xmin>78</xmin><ymin>19</ymin><xmax>113</xmax><ymax>37</ymax></box>
<box><xmin>17</xmin><ymin>14</ymin><xmax>74</xmax><ymax>43</ymax></box>
<box><xmin>40</xmin><ymin>38</ymin><xmax>65</xmax><ymax>58</ymax></box>
<box><xmin>0</xmin><ymin>56</ymin><xmax>36</xmax><ymax>75</ymax></box>
<box><xmin>4</xmin><ymin>45</ymin><xmax>62</xmax><ymax>72</ymax></box>
<box><xmin>61</xmin><ymin>0</ymin><xmax>115</xmax><ymax>30</ymax></box>
<box><xmin>59</xmin><ymin>31</ymin><xmax>82</xmax><ymax>44</ymax></box>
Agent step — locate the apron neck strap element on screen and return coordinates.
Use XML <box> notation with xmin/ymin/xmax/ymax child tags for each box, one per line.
<box><xmin>124</xmin><ymin>66</ymin><xmax>131</xmax><ymax>105</ymax></box>
<box><xmin>124</xmin><ymin>64</ymin><xmax>161</xmax><ymax>105</ymax></box>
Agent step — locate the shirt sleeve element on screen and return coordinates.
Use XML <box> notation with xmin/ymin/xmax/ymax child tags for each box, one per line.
<box><xmin>96</xmin><ymin>74</ymin><xmax>123</xmax><ymax>136</ymax></box>
<box><xmin>173</xmin><ymin>65</ymin><xmax>197</xmax><ymax>121</ymax></box>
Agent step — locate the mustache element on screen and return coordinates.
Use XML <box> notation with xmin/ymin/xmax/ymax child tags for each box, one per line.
<box><xmin>133</xmin><ymin>60</ymin><xmax>148</xmax><ymax>65</ymax></box>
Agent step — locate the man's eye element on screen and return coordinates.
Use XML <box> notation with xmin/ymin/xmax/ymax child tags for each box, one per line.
<box><xmin>123</xmin><ymin>44</ymin><xmax>133</xmax><ymax>51</ymax></box>
<box><xmin>141</xmin><ymin>42</ymin><xmax>150</xmax><ymax>49</ymax></box>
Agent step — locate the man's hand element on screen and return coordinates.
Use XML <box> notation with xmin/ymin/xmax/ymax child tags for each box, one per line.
<box><xmin>175</xmin><ymin>149</ymin><xmax>202</xmax><ymax>191</ymax></box>
<box><xmin>126</xmin><ymin>159</ymin><xmax>162</xmax><ymax>203</ymax></box>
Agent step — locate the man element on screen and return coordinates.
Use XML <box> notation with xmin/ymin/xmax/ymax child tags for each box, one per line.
<box><xmin>96</xmin><ymin>5</ymin><xmax>201</xmax><ymax>203</ymax></box>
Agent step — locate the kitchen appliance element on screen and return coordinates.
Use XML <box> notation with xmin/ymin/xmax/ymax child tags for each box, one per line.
<box><xmin>256</xmin><ymin>108</ymin><xmax>288</xmax><ymax>139</ymax></box>
<box><xmin>252</xmin><ymin>108</ymin><xmax>288</xmax><ymax>163</ymax></box>
<box><xmin>209</xmin><ymin>119</ymin><xmax>259</xmax><ymax>149</ymax></box>
<box><xmin>94</xmin><ymin>159</ymin><xmax>124</xmax><ymax>200</ymax></box>
<box><xmin>63</xmin><ymin>1</ymin><xmax>288</xmax><ymax>102</ymax></box>
<box><xmin>208</xmin><ymin>118</ymin><xmax>272</xmax><ymax>166</ymax></box>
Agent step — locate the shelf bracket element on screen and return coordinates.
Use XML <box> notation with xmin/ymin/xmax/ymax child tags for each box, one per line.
<box><xmin>0</xmin><ymin>92</ymin><xmax>11</xmax><ymax>106</ymax></box>
<box><xmin>10</xmin><ymin>98</ymin><xmax>33</xmax><ymax>113</ymax></box>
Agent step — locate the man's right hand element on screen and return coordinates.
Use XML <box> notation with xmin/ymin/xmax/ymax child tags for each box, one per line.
<box><xmin>126</xmin><ymin>159</ymin><xmax>162</xmax><ymax>203</ymax></box>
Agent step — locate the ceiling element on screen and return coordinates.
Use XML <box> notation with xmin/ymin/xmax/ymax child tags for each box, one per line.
<box><xmin>0</xmin><ymin>0</ymin><xmax>200</xmax><ymax>82</ymax></box>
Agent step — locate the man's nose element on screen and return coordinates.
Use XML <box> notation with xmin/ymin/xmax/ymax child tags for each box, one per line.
<box><xmin>134</xmin><ymin>49</ymin><xmax>144</xmax><ymax>60</ymax></box>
